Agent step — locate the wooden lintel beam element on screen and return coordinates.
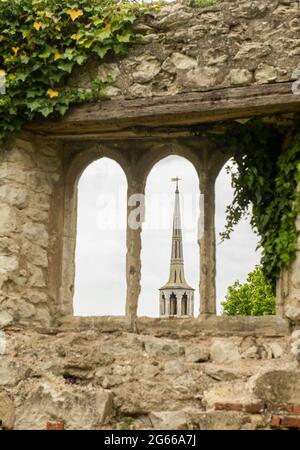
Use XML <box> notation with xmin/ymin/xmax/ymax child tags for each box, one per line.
<box><xmin>25</xmin><ymin>82</ymin><xmax>300</xmax><ymax>138</ymax></box>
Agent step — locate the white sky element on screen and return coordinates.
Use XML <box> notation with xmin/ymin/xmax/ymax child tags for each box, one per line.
<box><xmin>73</xmin><ymin>156</ymin><xmax>260</xmax><ymax>316</ymax></box>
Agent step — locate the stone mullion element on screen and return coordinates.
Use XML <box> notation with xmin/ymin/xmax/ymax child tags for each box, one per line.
<box><xmin>198</xmin><ymin>173</ymin><xmax>217</xmax><ymax>316</ymax></box>
<box><xmin>125</xmin><ymin>180</ymin><xmax>144</xmax><ymax>331</ymax></box>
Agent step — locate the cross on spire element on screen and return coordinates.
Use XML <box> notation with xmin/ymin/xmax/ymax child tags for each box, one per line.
<box><xmin>171</xmin><ymin>177</ymin><xmax>181</xmax><ymax>193</ymax></box>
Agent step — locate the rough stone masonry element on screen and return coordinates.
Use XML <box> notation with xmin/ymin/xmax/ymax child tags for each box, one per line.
<box><xmin>1</xmin><ymin>0</ymin><xmax>300</xmax><ymax>430</ymax></box>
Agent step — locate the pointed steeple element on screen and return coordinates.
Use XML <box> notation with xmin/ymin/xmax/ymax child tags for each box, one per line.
<box><xmin>160</xmin><ymin>178</ymin><xmax>193</xmax><ymax>290</ymax></box>
<box><xmin>159</xmin><ymin>178</ymin><xmax>194</xmax><ymax>317</ymax></box>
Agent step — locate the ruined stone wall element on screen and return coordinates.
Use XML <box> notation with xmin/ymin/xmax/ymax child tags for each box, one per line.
<box><xmin>1</xmin><ymin>0</ymin><xmax>300</xmax><ymax>430</ymax></box>
<box><xmin>1</xmin><ymin>323</ymin><xmax>300</xmax><ymax>430</ymax></box>
<box><xmin>70</xmin><ymin>0</ymin><xmax>300</xmax><ymax>98</ymax></box>
<box><xmin>1</xmin><ymin>0</ymin><xmax>300</xmax><ymax>327</ymax></box>
<box><xmin>280</xmin><ymin>183</ymin><xmax>300</xmax><ymax>322</ymax></box>
<box><xmin>0</xmin><ymin>136</ymin><xmax>63</xmax><ymax>328</ymax></box>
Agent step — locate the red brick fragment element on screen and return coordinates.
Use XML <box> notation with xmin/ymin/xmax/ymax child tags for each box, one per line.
<box><xmin>270</xmin><ymin>415</ymin><xmax>300</xmax><ymax>429</ymax></box>
<box><xmin>47</xmin><ymin>421</ymin><xmax>64</xmax><ymax>430</ymax></box>
<box><xmin>244</xmin><ymin>402</ymin><xmax>265</xmax><ymax>414</ymax></box>
<box><xmin>214</xmin><ymin>402</ymin><xmax>264</xmax><ymax>413</ymax></box>
<box><xmin>281</xmin><ymin>417</ymin><xmax>300</xmax><ymax>429</ymax></box>
<box><xmin>267</xmin><ymin>403</ymin><xmax>300</xmax><ymax>414</ymax></box>
<box><xmin>270</xmin><ymin>416</ymin><xmax>281</xmax><ymax>428</ymax></box>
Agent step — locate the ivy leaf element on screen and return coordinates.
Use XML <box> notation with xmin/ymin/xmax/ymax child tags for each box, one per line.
<box><xmin>20</xmin><ymin>55</ymin><xmax>30</xmax><ymax>64</ymax></box>
<box><xmin>15</xmin><ymin>71</ymin><xmax>28</xmax><ymax>81</ymax></box>
<box><xmin>75</xmin><ymin>54</ymin><xmax>88</xmax><ymax>65</ymax></box>
<box><xmin>47</xmin><ymin>88</ymin><xmax>59</xmax><ymax>98</ymax></box>
<box><xmin>39</xmin><ymin>48</ymin><xmax>53</xmax><ymax>59</ymax></box>
<box><xmin>33</xmin><ymin>21</ymin><xmax>43</xmax><ymax>31</ymax></box>
<box><xmin>67</xmin><ymin>9</ymin><xmax>84</xmax><ymax>22</ymax></box>
<box><xmin>54</xmin><ymin>51</ymin><xmax>63</xmax><ymax>61</ymax></box>
<box><xmin>57</xmin><ymin>61</ymin><xmax>74</xmax><ymax>73</ymax></box>
<box><xmin>117</xmin><ymin>32</ymin><xmax>132</xmax><ymax>43</ymax></box>
<box><xmin>27</xmin><ymin>100</ymin><xmax>42</xmax><ymax>111</ymax></box>
<box><xmin>55</xmin><ymin>103</ymin><xmax>69</xmax><ymax>116</ymax></box>
<box><xmin>95</xmin><ymin>29</ymin><xmax>111</xmax><ymax>42</ymax></box>
<box><xmin>40</xmin><ymin>105</ymin><xmax>54</xmax><ymax>117</ymax></box>
<box><xmin>113</xmin><ymin>43</ymin><xmax>126</xmax><ymax>54</ymax></box>
<box><xmin>92</xmin><ymin>45</ymin><xmax>110</xmax><ymax>59</ymax></box>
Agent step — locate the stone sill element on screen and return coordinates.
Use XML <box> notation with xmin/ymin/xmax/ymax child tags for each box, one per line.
<box><xmin>58</xmin><ymin>315</ymin><xmax>290</xmax><ymax>337</ymax></box>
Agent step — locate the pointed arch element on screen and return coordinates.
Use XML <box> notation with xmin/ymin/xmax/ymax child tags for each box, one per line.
<box><xmin>181</xmin><ymin>293</ymin><xmax>188</xmax><ymax>316</ymax></box>
<box><xmin>138</xmin><ymin>154</ymin><xmax>200</xmax><ymax>317</ymax></box>
<box><xmin>59</xmin><ymin>145</ymin><xmax>130</xmax><ymax>317</ymax></box>
<box><xmin>170</xmin><ymin>292</ymin><xmax>177</xmax><ymax>316</ymax></box>
<box><xmin>215</xmin><ymin>159</ymin><xmax>261</xmax><ymax>314</ymax></box>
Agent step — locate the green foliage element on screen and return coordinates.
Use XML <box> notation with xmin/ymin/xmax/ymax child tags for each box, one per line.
<box><xmin>0</xmin><ymin>0</ymin><xmax>155</xmax><ymax>141</ymax></box>
<box><xmin>120</xmin><ymin>417</ymin><xmax>134</xmax><ymax>430</ymax></box>
<box><xmin>192</xmin><ymin>119</ymin><xmax>300</xmax><ymax>292</ymax></box>
<box><xmin>222</xmin><ymin>266</ymin><xmax>276</xmax><ymax>316</ymax></box>
<box><xmin>187</xmin><ymin>0</ymin><xmax>222</xmax><ymax>8</ymax></box>
<box><xmin>221</xmin><ymin>122</ymin><xmax>300</xmax><ymax>290</ymax></box>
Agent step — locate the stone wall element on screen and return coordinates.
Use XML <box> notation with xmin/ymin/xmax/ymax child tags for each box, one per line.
<box><xmin>1</xmin><ymin>0</ymin><xmax>300</xmax><ymax>430</ymax></box>
<box><xmin>0</xmin><ymin>1</ymin><xmax>300</xmax><ymax>328</ymax></box>
<box><xmin>69</xmin><ymin>0</ymin><xmax>300</xmax><ymax>99</ymax></box>
<box><xmin>280</xmin><ymin>183</ymin><xmax>300</xmax><ymax>322</ymax></box>
<box><xmin>0</xmin><ymin>136</ymin><xmax>63</xmax><ymax>328</ymax></box>
<box><xmin>0</xmin><ymin>324</ymin><xmax>300</xmax><ymax>430</ymax></box>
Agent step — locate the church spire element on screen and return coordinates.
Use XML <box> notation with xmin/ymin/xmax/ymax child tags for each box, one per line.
<box><xmin>168</xmin><ymin>177</ymin><xmax>186</xmax><ymax>286</ymax></box>
<box><xmin>159</xmin><ymin>178</ymin><xmax>194</xmax><ymax>318</ymax></box>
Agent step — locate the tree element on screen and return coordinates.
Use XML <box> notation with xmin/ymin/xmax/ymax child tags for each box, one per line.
<box><xmin>222</xmin><ymin>266</ymin><xmax>276</xmax><ymax>316</ymax></box>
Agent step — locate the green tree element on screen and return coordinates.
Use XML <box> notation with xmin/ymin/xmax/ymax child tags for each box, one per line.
<box><xmin>222</xmin><ymin>266</ymin><xmax>276</xmax><ymax>316</ymax></box>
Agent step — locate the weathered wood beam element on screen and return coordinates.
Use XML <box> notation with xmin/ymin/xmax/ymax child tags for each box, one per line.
<box><xmin>25</xmin><ymin>82</ymin><xmax>300</xmax><ymax>138</ymax></box>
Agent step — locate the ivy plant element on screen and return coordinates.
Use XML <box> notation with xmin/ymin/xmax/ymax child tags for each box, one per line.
<box><xmin>0</xmin><ymin>0</ymin><xmax>156</xmax><ymax>141</ymax></box>
<box><xmin>198</xmin><ymin>119</ymin><xmax>300</xmax><ymax>292</ymax></box>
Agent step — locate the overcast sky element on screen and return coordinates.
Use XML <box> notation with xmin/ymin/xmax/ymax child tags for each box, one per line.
<box><xmin>73</xmin><ymin>156</ymin><xmax>260</xmax><ymax>317</ymax></box>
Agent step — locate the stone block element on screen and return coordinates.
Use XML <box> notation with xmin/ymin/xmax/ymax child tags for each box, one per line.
<box><xmin>0</xmin><ymin>312</ymin><xmax>13</xmax><ymax>328</ymax></box>
<box><xmin>203</xmin><ymin>380</ymin><xmax>260</xmax><ymax>410</ymax></box>
<box><xmin>143</xmin><ymin>336</ymin><xmax>185</xmax><ymax>357</ymax></box>
<box><xmin>162</xmin><ymin>53</ymin><xmax>197</xmax><ymax>73</ymax></box>
<box><xmin>254</xmin><ymin>370</ymin><xmax>300</xmax><ymax>403</ymax></box>
<box><xmin>22</xmin><ymin>223</ymin><xmax>49</xmax><ymax>249</ymax></box>
<box><xmin>185</xmin><ymin>346</ymin><xmax>210</xmax><ymax>363</ymax></box>
<box><xmin>229</xmin><ymin>68</ymin><xmax>253</xmax><ymax>86</ymax></box>
<box><xmin>132</xmin><ymin>57</ymin><xmax>161</xmax><ymax>84</ymax></box>
<box><xmin>210</xmin><ymin>339</ymin><xmax>241</xmax><ymax>364</ymax></box>
<box><xmin>255</xmin><ymin>64</ymin><xmax>277</xmax><ymax>83</ymax></box>
<box><xmin>149</xmin><ymin>411</ymin><xmax>187</xmax><ymax>430</ymax></box>
<box><xmin>0</xmin><ymin>391</ymin><xmax>15</xmax><ymax>429</ymax></box>
<box><xmin>0</xmin><ymin>205</ymin><xmax>17</xmax><ymax>234</ymax></box>
<box><xmin>14</xmin><ymin>382</ymin><xmax>113</xmax><ymax>430</ymax></box>
<box><xmin>285</xmin><ymin>297</ymin><xmax>300</xmax><ymax>322</ymax></box>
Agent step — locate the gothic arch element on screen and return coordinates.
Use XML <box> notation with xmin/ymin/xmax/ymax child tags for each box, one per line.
<box><xmin>170</xmin><ymin>293</ymin><xmax>177</xmax><ymax>316</ymax></box>
<box><xmin>138</xmin><ymin>153</ymin><xmax>200</xmax><ymax>317</ymax></box>
<box><xmin>136</xmin><ymin>141</ymin><xmax>202</xmax><ymax>191</ymax></box>
<box><xmin>182</xmin><ymin>293</ymin><xmax>188</xmax><ymax>316</ymax></box>
<box><xmin>161</xmin><ymin>294</ymin><xmax>166</xmax><ymax>316</ymax></box>
<box><xmin>57</xmin><ymin>144</ymin><xmax>130</xmax><ymax>317</ymax></box>
<box><xmin>215</xmin><ymin>159</ymin><xmax>261</xmax><ymax>314</ymax></box>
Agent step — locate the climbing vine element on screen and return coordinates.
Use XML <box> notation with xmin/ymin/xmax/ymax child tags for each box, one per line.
<box><xmin>199</xmin><ymin>119</ymin><xmax>300</xmax><ymax>291</ymax></box>
<box><xmin>0</xmin><ymin>0</ymin><xmax>156</xmax><ymax>141</ymax></box>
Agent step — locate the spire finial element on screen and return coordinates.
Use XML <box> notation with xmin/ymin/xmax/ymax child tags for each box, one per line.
<box><xmin>171</xmin><ymin>177</ymin><xmax>181</xmax><ymax>193</ymax></box>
